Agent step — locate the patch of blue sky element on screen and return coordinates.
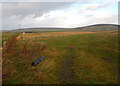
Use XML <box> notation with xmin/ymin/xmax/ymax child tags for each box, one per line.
<box><xmin>98</xmin><ymin>2</ymin><xmax>118</xmax><ymax>15</ymax></box>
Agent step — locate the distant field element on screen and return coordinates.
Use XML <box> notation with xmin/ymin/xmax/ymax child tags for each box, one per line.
<box><xmin>2</xmin><ymin>30</ymin><xmax>119</xmax><ymax>84</ymax></box>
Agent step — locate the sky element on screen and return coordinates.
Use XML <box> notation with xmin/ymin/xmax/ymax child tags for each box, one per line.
<box><xmin>1</xmin><ymin>0</ymin><xmax>119</xmax><ymax>30</ymax></box>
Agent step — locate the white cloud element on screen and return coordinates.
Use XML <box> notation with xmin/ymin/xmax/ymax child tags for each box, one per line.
<box><xmin>2</xmin><ymin>1</ymin><xmax>118</xmax><ymax>30</ymax></box>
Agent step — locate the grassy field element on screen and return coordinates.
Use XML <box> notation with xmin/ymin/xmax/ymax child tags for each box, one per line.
<box><xmin>2</xmin><ymin>30</ymin><xmax>119</xmax><ymax>84</ymax></box>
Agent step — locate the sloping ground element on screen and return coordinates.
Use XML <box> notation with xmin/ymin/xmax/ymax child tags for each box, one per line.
<box><xmin>2</xmin><ymin>32</ymin><xmax>19</xmax><ymax>47</ymax></box>
<box><xmin>2</xmin><ymin>30</ymin><xmax>118</xmax><ymax>84</ymax></box>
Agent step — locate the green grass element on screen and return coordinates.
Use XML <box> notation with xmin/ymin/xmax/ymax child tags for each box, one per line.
<box><xmin>2</xmin><ymin>30</ymin><xmax>118</xmax><ymax>84</ymax></box>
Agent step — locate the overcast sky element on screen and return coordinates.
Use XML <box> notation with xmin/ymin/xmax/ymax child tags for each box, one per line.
<box><xmin>2</xmin><ymin>0</ymin><xmax>118</xmax><ymax>30</ymax></box>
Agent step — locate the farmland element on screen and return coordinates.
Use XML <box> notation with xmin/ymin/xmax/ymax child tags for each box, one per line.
<box><xmin>2</xmin><ymin>29</ymin><xmax>119</xmax><ymax>84</ymax></box>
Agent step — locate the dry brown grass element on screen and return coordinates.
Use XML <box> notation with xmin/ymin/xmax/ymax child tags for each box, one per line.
<box><xmin>18</xmin><ymin>31</ymin><xmax>118</xmax><ymax>40</ymax></box>
<box><xmin>21</xmin><ymin>31</ymin><xmax>95</xmax><ymax>39</ymax></box>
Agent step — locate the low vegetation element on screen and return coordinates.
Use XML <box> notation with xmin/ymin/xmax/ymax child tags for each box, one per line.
<box><xmin>2</xmin><ymin>30</ymin><xmax>118</xmax><ymax>84</ymax></box>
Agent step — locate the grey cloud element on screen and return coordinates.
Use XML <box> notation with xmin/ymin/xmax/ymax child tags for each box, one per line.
<box><xmin>2</xmin><ymin>2</ymin><xmax>74</xmax><ymax>18</ymax></box>
<box><xmin>2</xmin><ymin>2</ymin><xmax>75</xmax><ymax>30</ymax></box>
<box><xmin>2</xmin><ymin>0</ymin><xmax>92</xmax><ymax>2</ymax></box>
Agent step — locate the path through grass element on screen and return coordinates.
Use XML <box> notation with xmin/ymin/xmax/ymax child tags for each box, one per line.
<box><xmin>59</xmin><ymin>45</ymin><xmax>76</xmax><ymax>84</ymax></box>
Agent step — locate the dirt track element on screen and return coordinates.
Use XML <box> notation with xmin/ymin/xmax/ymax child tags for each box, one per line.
<box><xmin>59</xmin><ymin>45</ymin><xmax>77</xmax><ymax>84</ymax></box>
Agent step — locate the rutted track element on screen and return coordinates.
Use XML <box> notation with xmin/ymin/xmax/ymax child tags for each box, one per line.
<box><xmin>59</xmin><ymin>45</ymin><xmax>76</xmax><ymax>84</ymax></box>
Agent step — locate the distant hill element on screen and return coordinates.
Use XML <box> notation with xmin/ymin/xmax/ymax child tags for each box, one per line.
<box><xmin>2</xmin><ymin>24</ymin><xmax>119</xmax><ymax>32</ymax></box>
<box><xmin>75</xmin><ymin>24</ymin><xmax>119</xmax><ymax>31</ymax></box>
<box><xmin>7</xmin><ymin>27</ymin><xmax>71</xmax><ymax>32</ymax></box>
